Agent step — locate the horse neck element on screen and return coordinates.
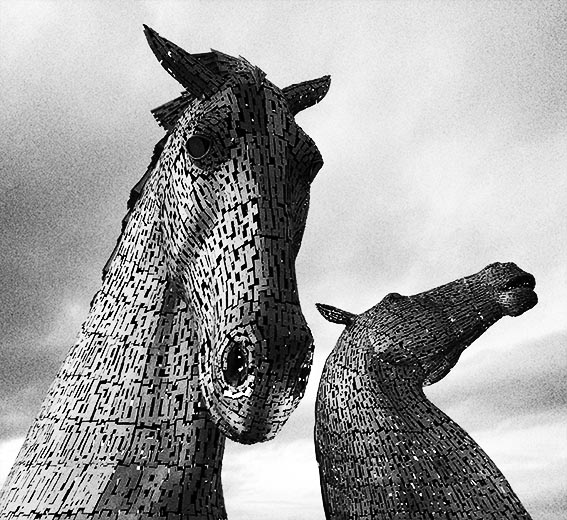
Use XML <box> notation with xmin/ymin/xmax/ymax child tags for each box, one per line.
<box><xmin>318</xmin><ymin>332</ymin><xmax>472</xmax><ymax>439</ymax></box>
<box><xmin>317</xmin><ymin>343</ymin><xmax>530</xmax><ymax>519</ymax></box>
<box><xmin>0</xmin><ymin>185</ymin><xmax>227</xmax><ymax>519</ymax></box>
<box><xmin>318</xmin><ymin>335</ymin><xmax>487</xmax><ymax>469</ymax></box>
<box><xmin>355</xmin><ymin>359</ymin><xmax>480</xmax><ymax>461</ymax></box>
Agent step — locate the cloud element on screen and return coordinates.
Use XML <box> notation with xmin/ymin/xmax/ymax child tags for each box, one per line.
<box><xmin>0</xmin><ymin>297</ymin><xmax>90</xmax><ymax>439</ymax></box>
<box><xmin>425</xmin><ymin>330</ymin><xmax>567</xmax><ymax>426</ymax></box>
<box><xmin>224</xmin><ymin>438</ymin><xmax>323</xmax><ymax>520</ymax></box>
<box><xmin>471</xmin><ymin>414</ymin><xmax>567</xmax><ymax>520</ymax></box>
<box><xmin>0</xmin><ymin>437</ymin><xmax>24</xmax><ymax>487</ymax></box>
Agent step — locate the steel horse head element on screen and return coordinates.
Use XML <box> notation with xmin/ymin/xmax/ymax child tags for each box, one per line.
<box><xmin>315</xmin><ymin>262</ymin><xmax>538</xmax><ymax>519</ymax></box>
<box><xmin>143</xmin><ymin>26</ymin><xmax>330</xmax><ymax>443</ymax></box>
<box><xmin>0</xmin><ymin>28</ymin><xmax>331</xmax><ymax>517</ymax></box>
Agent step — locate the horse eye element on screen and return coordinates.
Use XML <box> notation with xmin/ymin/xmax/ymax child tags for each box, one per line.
<box><xmin>186</xmin><ymin>135</ymin><xmax>211</xmax><ymax>160</ymax></box>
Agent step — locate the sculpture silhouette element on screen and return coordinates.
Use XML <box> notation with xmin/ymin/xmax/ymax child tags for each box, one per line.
<box><xmin>0</xmin><ymin>26</ymin><xmax>330</xmax><ymax>519</ymax></box>
<box><xmin>315</xmin><ymin>262</ymin><xmax>537</xmax><ymax>520</ymax></box>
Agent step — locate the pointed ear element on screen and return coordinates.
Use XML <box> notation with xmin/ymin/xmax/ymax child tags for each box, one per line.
<box><xmin>283</xmin><ymin>75</ymin><xmax>331</xmax><ymax>116</ymax></box>
<box><xmin>316</xmin><ymin>303</ymin><xmax>356</xmax><ymax>326</ymax></box>
<box><xmin>143</xmin><ymin>25</ymin><xmax>224</xmax><ymax>97</ymax></box>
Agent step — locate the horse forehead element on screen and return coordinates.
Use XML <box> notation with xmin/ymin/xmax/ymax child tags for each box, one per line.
<box><xmin>361</xmin><ymin>298</ymin><xmax>419</xmax><ymax>332</ymax></box>
<box><xmin>216</xmin><ymin>80</ymin><xmax>319</xmax><ymax>162</ymax></box>
<box><xmin>225</xmin><ymin>76</ymin><xmax>292</xmax><ymax>119</ymax></box>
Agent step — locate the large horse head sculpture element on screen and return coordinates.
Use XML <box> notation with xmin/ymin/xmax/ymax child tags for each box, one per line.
<box><xmin>0</xmin><ymin>27</ymin><xmax>331</xmax><ymax>516</ymax></box>
<box><xmin>141</xmin><ymin>26</ymin><xmax>330</xmax><ymax>443</ymax></box>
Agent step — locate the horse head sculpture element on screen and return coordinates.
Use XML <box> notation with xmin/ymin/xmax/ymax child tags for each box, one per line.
<box><xmin>315</xmin><ymin>262</ymin><xmax>537</xmax><ymax>519</ymax></box>
<box><xmin>0</xmin><ymin>27</ymin><xmax>330</xmax><ymax>518</ymax></box>
<box><xmin>143</xmin><ymin>26</ymin><xmax>330</xmax><ymax>442</ymax></box>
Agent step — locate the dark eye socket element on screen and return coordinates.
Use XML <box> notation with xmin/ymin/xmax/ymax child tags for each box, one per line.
<box><xmin>186</xmin><ymin>135</ymin><xmax>211</xmax><ymax>160</ymax></box>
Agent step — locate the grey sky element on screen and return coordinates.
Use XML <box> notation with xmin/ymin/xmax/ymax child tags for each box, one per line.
<box><xmin>1</xmin><ymin>1</ymin><xmax>566</xmax><ymax>519</ymax></box>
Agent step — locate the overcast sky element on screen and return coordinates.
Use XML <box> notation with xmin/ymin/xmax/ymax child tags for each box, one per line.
<box><xmin>0</xmin><ymin>1</ymin><xmax>565</xmax><ymax>519</ymax></box>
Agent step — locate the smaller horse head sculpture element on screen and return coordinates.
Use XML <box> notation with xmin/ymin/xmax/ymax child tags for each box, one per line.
<box><xmin>142</xmin><ymin>26</ymin><xmax>330</xmax><ymax>443</ymax></box>
<box><xmin>317</xmin><ymin>262</ymin><xmax>537</xmax><ymax>386</ymax></box>
<box><xmin>315</xmin><ymin>262</ymin><xmax>537</xmax><ymax>519</ymax></box>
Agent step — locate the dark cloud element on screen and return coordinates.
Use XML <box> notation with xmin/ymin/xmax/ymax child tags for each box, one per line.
<box><xmin>0</xmin><ymin>347</ymin><xmax>63</xmax><ymax>439</ymax></box>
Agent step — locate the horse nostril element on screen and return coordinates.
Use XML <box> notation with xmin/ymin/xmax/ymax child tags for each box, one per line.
<box><xmin>223</xmin><ymin>342</ymin><xmax>249</xmax><ymax>388</ymax></box>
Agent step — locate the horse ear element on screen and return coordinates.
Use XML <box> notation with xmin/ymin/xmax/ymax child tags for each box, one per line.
<box><xmin>316</xmin><ymin>303</ymin><xmax>356</xmax><ymax>326</ymax></box>
<box><xmin>143</xmin><ymin>25</ymin><xmax>224</xmax><ymax>98</ymax></box>
<box><xmin>283</xmin><ymin>75</ymin><xmax>331</xmax><ymax>116</ymax></box>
